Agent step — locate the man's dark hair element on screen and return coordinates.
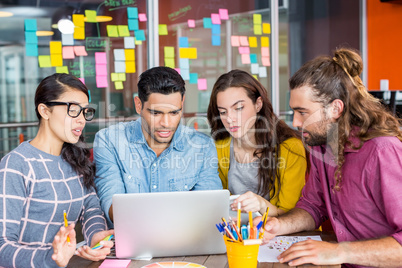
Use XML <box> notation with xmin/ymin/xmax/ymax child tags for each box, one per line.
<box><xmin>137</xmin><ymin>66</ymin><xmax>185</xmax><ymax>104</ymax></box>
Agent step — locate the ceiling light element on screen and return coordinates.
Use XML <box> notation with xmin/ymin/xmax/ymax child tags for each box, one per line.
<box><xmin>57</xmin><ymin>19</ymin><xmax>75</xmax><ymax>34</ymax></box>
<box><xmin>0</xmin><ymin>11</ymin><xmax>13</xmax><ymax>17</ymax></box>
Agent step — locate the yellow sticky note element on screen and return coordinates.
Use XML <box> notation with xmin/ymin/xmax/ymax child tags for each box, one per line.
<box><xmin>56</xmin><ymin>66</ymin><xmax>69</xmax><ymax>74</ymax></box>
<box><xmin>111</xmin><ymin>73</ymin><xmax>119</xmax><ymax>82</ymax></box>
<box><xmin>73</xmin><ymin>14</ymin><xmax>85</xmax><ymax>27</ymax></box>
<box><xmin>126</xmin><ymin>61</ymin><xmax>136</xmax><ymax>73</ymax></box>
<box><xmin>254</xmin><ymin>24</ymin><xmax>262</xmax><ymax>35</ymax></box>
<box><xmin>118</xmin><ymin>73</ymin><xmax>126</xmax><ymax>81</ymax></box>
<box><xmin>249</xmin><ymin>37</ymin><xmax>257</xmax><ymax>48</ymax></box>
<box><xmin>263</xmin><ymin>23</ymin><xmax>271</xmax><ymax>34</ymax></box>
<box><xmin>253</xmin><ymin>14</ymin><xmax>262</xmax><ymax>24</ymax></box>
<box><xmin>49</xmin><ymin>41</ymin><xmax>62</xmax><ymax>54</ymax></box>
<box><xmin>252</xmin><ymin>74</ymin><xmax>258</xmax><ymax>80</ymax></box>
<box><xmin>118</xmin><ymin>25</ymin><xmax>130</xmax><ymax>37</ymax></box>
<box><xmin>38</xmin><ymin>55</ymin><xmax>52</xmax><ymax>68</ymax></box>
<box><xmin>164</xmin><ymin>58</ymin><xmax>175</xmax><ymax>68</ymax></box>
<box><xmin>261</xmin><ymin>37</ymin><xmax>269</xmax><ymax>47</ymax></box>
<box><xmin>164</xmin><ymin>46</ymin><xmax>175</xmax><ymax>58</ymax></box>
<box><xmin>107</xmin><ymin>25</ymin><xmax>119</xmax><ymax>37</ymax></box>
<box><xmin>159</xmin><ymin>24</ymin><xmax>168</xmax><ymax>35</ymax></box>
<box><xmin>179</xmin><ymin>48</ymin><xmax>197</xmax><ymax>59</ymax></box>
<box><xmin>74</xmin><ymin>27</ymin><xmax>85</xmax><ymax>40</ymax></box>
<box><xmin>51</xmin><ymin>54</ymin><xmax>63</xmax><ymax>67</ymax></box>
<box><xmin>85</xmin><ymin>10</ymin><xmax>97</xmax><ymax>23</ymax></box>
<box><xmin>125</xmin><ymin>49</ymin><xmax>135</xmax><ymax>61</ymax></box>
<box><xmin>135</xmin><ymin>39</ymin><xmax>142</xmax><ymax>45</ymax></box>
<box><xmin>115</xmin><ymin>81</ymin><xmax>124</xmax><ymax>90</ymax></box>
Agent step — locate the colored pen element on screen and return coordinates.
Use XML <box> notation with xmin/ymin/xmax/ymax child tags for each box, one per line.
<box><xmin>230</xmin><ymin>221</ymin><xmax>243</xmax><ymax>242</ymax></box>
<box><xmin>249</xmin><ymin>211</ymin><xmax>253</xmax><ymax>229</ymax></box>
<box><xmin>261</xmin><ymin>207</ymin><xmax>270</xmax><ymax>239</ymax></box>
<box><xmin>92</xmin><ymin>234</ymin><xmax>114</xmax><ymax>250</ymax></box>
<box><xmin>237</xmin><ymin>202</ymin><xmax>241</xmax><ymax>231</ymax></box>
<box><xmin>63</xmin><ymin>210</ymin><xmax>70</xmax><ymax>243</ymax></box>
<box><xmin>241</xmin><ymin>225</ymin><xmax>248</xmax><ymax>240</ymax></box>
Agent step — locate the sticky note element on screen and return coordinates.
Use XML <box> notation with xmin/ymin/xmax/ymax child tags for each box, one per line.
<box><xmin>181</xmin><ymin>68</ymin><xmax>190</xmax><ymax>80</ymax></box>
<box><xmin>239</xmin><ymin>36</ymin><xmax>249</xmax><ymax>46</ymax></box>
<box><xmin>263</xmin><ymin>23</ymin><xmax>271</xmax><ymax>34</ymax></box>
<box><xmin>96</xmin><ymin>64</ymin><xmax>107</xmax><ymax>76</ymax></box>
<box><xmin>189</xmin><ymin>73</ymin><xmax>198</xmax><ymax>84</ymax></box>
<box><xmin>203</xmin><ymin>18</ymin><xmax>212</xmax><ymax>29</ymax></box>
<box><xmin>26</xmin><ymin>44</ymin><xmax>38</xmax><ymax>56</ymax></box>
<box><xmin>259</xmin><ymin>67</ymin><xmax>267</xmax><ymax>77</ymax></box>
<box><xmin>231</xmin><ymin>36</ymin><xmax>240</xmax><ymax>47</ymax></box>
<box><xmin>118</xmin><ymin>25</ymin><xmax>130</xmax><ymax>37</ymax></box>
<box><xmin>134</xmin><ymin>30</ymin><xmax>146</xmax><ymax>41</ymax></box>
<box><xmin>253</xmin><ymin>14</ymin><xmax>262</xmax><ymax>24</ymax></box>
<box><xmin>24</xmin><ymin>19</ymin><xmax>37</xmax><ymax>31</ymax></box>
<box><xmin>179</xmin><ymin>58</ymin><xmax>189</xmax><ymax>69</ymax></box>
<box><xmin>74</xmin><ymin>27</ymin><xmax>85</xmax><ymax>40</ymax></box>
<box><xmin>107</xmin><ymin>25</ymin><xmax>119</xmax><ymax>37</ymax></box>
<box><xmin>238</xmin><ymin>47</ymin><xmax>250</xmax><ymax>54</ymax></box>
<box><xmin>197</xmin><ymin>78</ymin><xmax>207</xmax><ymax>90</ymax></box>
<box><xmin>99</xmin><ymin>259</ymin><xmax>131</xmax><ymax>268</ymax></box>
<box><xmin>73</xmin><ymin>14</ymin><xmax>85</xmax><ymax>27</ymax></box>
<box><xmin>80</xmin><ymin>78</ymin><xmax>86</xmax><ymax>85</ymax></box>
<box><xmin>179</xmin><ymin>37</ymin><xmax>189</xmax><ymax>48</ymax></box>
<box><xmin>118</xmin><ymin>73</ymin><xmax>126</xmax><ymax>81</ymax></box>
<box><xmin>138</xmin><ymin>13</ymin><xmax>147</xmax><ymax>22</ymax></box>
<box><xmin>127</xmin><ymin>7</ymin><xmax>138</xmax><ymax>19</ymax></box>
<box><xmin>85</xmin><ymin>10</ymin><xmax>97</xmax><ymax>23</ymax></box>
<box><xmin>135</xmin><ymin>39</ymin><xmax>141</xmax><ymax>45</ymax></box>
<box><xmin>25</xmin><ymin>32</ymin><xmax>38</xmax><ymax>44</ymax></box>
<box><xmin>261</xmin><ymin>47</ymin><xmax>269</xmax><ymax>57</ymax></box>
<box><xmin>114</xmin><ymin>49</ymin><xmax>125</xmax><ymax>61</ymax></box>
<box><xmin>74</xmin><ymin>46</ymin><xmax>88</xmax><ymax>56</ymax></box>
<box><xmin>211</xmin><ymin>13</ymin><xmax>221</xmax><ymax>25</ymax></box>
<box><xmin>188</xmin><ymin>19</ymin><xmax>195</xmax><ymax>28</ymax></box>
<box><xmin>95</xmin><ymin>52</ymin><xmax>107</xmax><ymax>64</ymax></box>
<box><xmin>174</xmin><ymin>68</ymin><xmax>181</xmax><ymax>74</ymax></box>
<box><xmin>38</xmin><ymin>55</ymin><xmax>52</xmax><ymax>68</ymax></box>
<box><xmin>128</xmin><ymin>19</ymin><xmax>139</xmax><ymax>31</ymax></box>
<box><xmin>250</xmin><ymin>54</ymin><xmax>257</xmax><ymax>63</ymax></box>
<box><xmin>212</xmin><ymin>35</ymin><xmax>221</xmax><ymax>46</ymax></box>
<box><xmin>241</xmin><ymin>54</ymin><xmax>251</xmax><ymax>64</ymax></box>
<box><xmin>179</xmin><ymin>48</ymin><xmax>197</xmax><ymax>59</ymax></box>
<box><xmin>114</xmin><ymin>61</ymin><xmax>126</xmax><ymax>73</ymax></box>
<box><xmin>50</xmin><ymin>41</ymin><xmax>62</xmax><ymax>54</ymax></box>
<box><xmin>115</xmin><ymin>81</ymin><xmax>124</xmax><ymax>90</ymax></box>
<box><xmin>211</xmin><ymin>24</ymin><xmax>220</xmax><ymax>35</ymax></box>
<box><xmin>254</xmin><ymin>24</ymin><xmax>262</xmax><ymax>35</ymax></box>
<box><xmin>124</xmin><ymin>37</ymin><xmax>135</xmax><ymax>49</ymax></box>
<box><xmin>159</xmin><ymin>24</ymin><xmax>168</xmax><ymax>35</ymax></box>
<box><xmin>262</xmin><ymin>56</ymin><xmax>271</xmax><ymax>66</ymax></box>
<box><xmin>56</xmin><ymin>66</ymin><xmax>69</xmax><ymax>74</ymax></box>
<box><xmin>261</xmin><ymin>37</ymin><xmax>269</xmax><ymax>47</ymax></box>
<box><xmin>62</xmin><ymin>34</ymin><xmax>74</xmax><ymax>45</ymax></box>
<box><xmin>164</xmin><ymin>46</ymin><xmax>175</xmax><ymax>58</ymax></box>
<box><xmin>111</xmin><ymin>73</ymin><xmax>119</xmax><ymax>82</ymax></box>
<box><xmin>126</xmin><ymin>61</ymin><xmax>136</xmax><ymax>73</ymax></box>
<box><xmin>62</xmin><ymin>47</ymin><xmax>75</xmax><ymax>59</ymax></box>
<box><xmin>252</xmin><ymin>75</ymin><xmax>258</xmax><ymax>80</ymax></box>
<box><xmin>251</xmin><ymin>63</ymin><xmax>259</xmax><ymax>74</ymax></box>
<box><xmin>125</xmin><ymin>49</ymin><xmax>135</xmax><ymax>61</ymax></box>
<box><xmin>51</xmin><ymin>54</ymin><xmax>63</xmax><ymax>67</ymax></box>
<box><xmin>164</xmin><ymin>58</ymin><xmax>175</xmax><ymax>68</ymax></box>
<box><xmin>249</xmin><ymin>37</ymin><xmax>257</xmax><ymax>47</ymax></box>
<box><xmin>219</xmin><ymin>9</ymin><xmax>229</xmax><ymax>20</ymax></box>
<box><xmin>96</xmin><ymin>75</ymin><xmax>108</xmax><ymax>88</ymax></box>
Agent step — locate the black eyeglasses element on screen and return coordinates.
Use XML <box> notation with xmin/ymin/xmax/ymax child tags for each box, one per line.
<box><xmin>45</xmin><ymin>102</ymin><xmax>96</xmax><ymax>121</ymax></box>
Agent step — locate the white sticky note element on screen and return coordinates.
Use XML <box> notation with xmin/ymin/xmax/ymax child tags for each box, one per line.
<box><xmin>259</xmin><ymin>67</ymin><xmax>267</xmax><ymax>78</ymax></box>
<box><xmin>251</xmin><ymin>63</ymin><xmax>259</xmax><ymax>74</ymax></box>
<box><xmin>124</xmin><ymin>37</ymin><xmax>135</xmax><ymax>49</ymax></box>
<box><xmin>114</xmin><ymin>61</ymin><xmax>126</xmax><ymax>73</ymax></box>
<box><xmin>114</xmin><ymin>49</ymin><xmax>125</xmax><ymax>61</ymax></box>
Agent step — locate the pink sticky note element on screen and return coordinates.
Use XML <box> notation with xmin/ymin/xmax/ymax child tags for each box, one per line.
<box><xmin>96</xmin><ymin>64</ymin><xmax>107</xmax><ymax>76</ymax></box>
<box><xmin>174</xmin><ymin>68</ymin><xmax>181</xmax><ymax>74</ymax></box>
<box><xmin>188</xmin><ymin>19</ymin><xmax>195</xmax><ymax>28</ymax></box>
<box><xmin>62</xmin><ymin>46</ymin><xmax>75</xmax><ymax>59</ymax></box>
<box><xmin>211</xmin><ymin>13</ymin><xmax>221</xmax><ymax>24</ymax></box>
<box><xmin>261</xmin><ymin>47</ymin><xmax>270</xmax><ymax>57</ymax></box>
<box><xmin>99</xmin><ymin>259</ymin><xmax>131</xmax><ymax>268</ymax></box>
<box><xmin>241</xmin><ymin>54</ymin><xmax>251</xmax><ymax>64</ymax></box>
<box><xmin>238</xmin><ymin>47</ymin><xmax>250</xmax><ymax>54</ymax></box>
<box><xmin>239</xmin><ymin>36</ymin><xmax>249</xmax><ymax>46</ymax></box>
<box><xmin>95</xmin><ymin>52</ymin><xmax>107</xmax><ymax>64</ymax></box>
<box><xmin>262</xmin><ymin>56</ymin><xmax>271</xmax><ymax>66</ymax></box>
<box><xmin>79</xmin><ymin>78</ymin><xmax>85</xmax><ymax>84</ymax></box>
<box><xmin>219</xmin><ymin>9</ymin><xmax>229</xmax><ymax>20</ymax></box>
<box><xmin>198</xmin><ymin>78</ymin><xmax>207</xmax><ymax>90</ymax></box>
<box><xmin>231</xmin><ymin>36</ymin><xmax>240</xmax><ymax>47</ymax></box>
<box><xmin>74</xmin><ymin>46</ymin><xmax>88</xmax><ymax>56</ymax></box>
<box><xmin>138</xmin><ymin>13</ymin><xmax>147</xmax><ymax>22</ymax></box>
<box><xmin>96</xmin><ymin>75</ymin><xmax>108</xmax><ymax>88</ymax></box>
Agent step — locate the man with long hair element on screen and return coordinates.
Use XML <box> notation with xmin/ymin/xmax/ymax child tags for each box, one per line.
<box><xmin>262</xmin><ymin>48</ymin><xmax>402</xmax><ymax>267</ymax></box>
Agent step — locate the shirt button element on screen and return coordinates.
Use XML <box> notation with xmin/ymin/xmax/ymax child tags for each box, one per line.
<box><xmin>128</xmin><ymin>175</ymin><xmax>132</xmax><ymax>179</ymax></box>
<box><xmin>184</xmin><ymin>185</ymin><xmax>188</xmax><ymax>189</ymax></box>
<box><xmin>153</xmin><ymin>163</ymin><xmax>156</xmax><ymax>167</ymax></box>
<box><xmin>153</xmin><ymin>185</ymin><xmax>157</xmax><ymax>189</ymax></box>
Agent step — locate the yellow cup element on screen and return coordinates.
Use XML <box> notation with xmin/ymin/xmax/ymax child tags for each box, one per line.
<box><xmin>224</xmin><ymin>237</ymin><xmax>260</xmax><ymax>268</ymax></box>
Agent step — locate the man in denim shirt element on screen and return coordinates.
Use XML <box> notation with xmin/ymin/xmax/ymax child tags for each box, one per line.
<box><xmin>93</xmin><ymin>67</ymin><xmax>222</xmax><ymax>227</ymax></box>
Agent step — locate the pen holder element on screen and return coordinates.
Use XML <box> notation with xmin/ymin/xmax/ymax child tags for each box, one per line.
<box><xmin>224</xmin><ymin>236</ymin><xmax>260</xmax><ymax>268</ymax></box>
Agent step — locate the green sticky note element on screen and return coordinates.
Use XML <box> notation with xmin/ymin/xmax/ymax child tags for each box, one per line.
<box><xmin>118</xmin><ymin>25</ymin><xmax>130</xmax><ymax>37</ymax></box>
<box><xmin>253</xmin><ymin>14</ymin><xmax>262</xmax><ymax>24</ymax></box>
<box><xmin>115</xmin><ymin>81</ymin><xmax>124</xmax><ymax>90</ymax></box>
<box><xmin>164</xmin><ymin>58</ymin><xmax>175</xmax><ymax>68</ymax></box>
<box><xmin>107</xmin><ymin>25</ymin><xmax>119</xmax><ymax>37</ymax></box>
<box><xmin>159</xmin><ymin>24</ymin><xmax>168</xmax><ymax>35</ymax></box>
<box><xmin>164</xmin><ymin>46</ymin><xmax>175</xmax><ymax>58</ymax></box>
<box><xmin>111</xmin><ymin>73</ymin><xmax>119</xmax><ymax>82</ymax></box>
<box><xmin>118</xmin><ymin>73</ymin><xmax>126</xmax><ymax>81</ymax></box>
<box><xmin>38</xmin><ymin>55</ymin><xmax>52</xmax><ymax>68</ymax></box>
<box><xmin>254</xmin><ymin>24</ymin><xmax>262</xmax><ymax>35</ymax></box>
<box><xmin>85</xmin><ymin>10</ymin><xmax>97</xmax><ymax>23</ymax></box>
<box><xmin>56</xmin><ymin>66</ymin><xmax>69</xmax><ymax>74</ymax></box>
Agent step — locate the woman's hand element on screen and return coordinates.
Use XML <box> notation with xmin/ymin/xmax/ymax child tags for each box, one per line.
<box><xmin>52</xmin><ymin>223</ymin><xmax>77</xmax><ymax>267</ymax></box>
<box><xmin>75</xmin><ymin>229</ymin><xmax>115</xmax><ymax>262</ymax></box>
<box><xmin>231</xmin><ymin>191</ymin><xmax>267</xmax><ymax>213</ymax></box>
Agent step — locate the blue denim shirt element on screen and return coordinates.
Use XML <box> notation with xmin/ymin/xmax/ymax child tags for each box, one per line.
<box><xmin>93</xmin><ymin>119</ymin><xmax>222</xmax><ymax>226</ymax></box>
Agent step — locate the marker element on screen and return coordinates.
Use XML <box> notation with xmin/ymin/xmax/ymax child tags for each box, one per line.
<box><xmin>63</xmin><ymin>210</ymin><xmax>70</xmax><ymax>243</ymax></box>
<box><xmin>237</xmin><ymin>202</ymin><xmax>241</xmax><ymax>231</ymax></box>
<box><xmin>92</xmin><ymin>234</ymin><xmax>114</xmax><ymax>250</ymax></box>
<box><xmin>249</xmin><ymin>211</ymin><xmax>253</xmax><ymax>229</ymax></box>
<box><xmin>241</xmin><ymin>225</ymin><xmax>248</xmax><ymax>240</ymax></box>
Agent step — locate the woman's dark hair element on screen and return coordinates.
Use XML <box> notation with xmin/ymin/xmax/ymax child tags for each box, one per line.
<box><xmin>207</xmin><ymin>69</ymin><xmax>301</xmax><ymax>199</ymax></box>
<box><xmin>34</xmin><ymin>73</ymin><xmax>95</xmax><ymax>190</ymax></box>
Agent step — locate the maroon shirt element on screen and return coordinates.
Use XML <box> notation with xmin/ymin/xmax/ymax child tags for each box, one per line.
<box><xmin>296</xmin><ymin>135</ymin><xmax>402</xmax><ymax>253</ymax></box>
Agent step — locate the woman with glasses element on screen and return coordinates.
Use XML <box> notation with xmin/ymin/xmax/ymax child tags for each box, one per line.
<box><xmin>0</xmin><ymin>73</ymin><xmax>113</xmax><ymax>267</ymax></box>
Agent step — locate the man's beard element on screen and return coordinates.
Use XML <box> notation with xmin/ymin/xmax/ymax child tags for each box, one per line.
<box><xmin>299</xmin><ymin>119</ymin><xmax>337</xmax><ymax>147</ymax></box>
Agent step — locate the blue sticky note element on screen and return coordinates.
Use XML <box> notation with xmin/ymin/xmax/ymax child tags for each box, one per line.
<box><xmin>212</xmin><ymin>24</ymin><xmax>221</xmax><ymax>35</ymax></box>
<box><xmin>212</xmin><ymin>35</ymin><xmax>221</xmax><ymax>46</ymax></box>
<box><xmin>25</xmin><ymin>31</ymin><xmax>38</xmax><ymax>44</ymax></box>
<box><xmin>134</xmin><ymin>30</ymin><xmax>146</xmax><ymax>41</ymax></box>
<box><xmin>24</xmin><ymin>19</ymin><xmax>37</xmax><ymax>31</ymax></box>
<box><xmin>127</xmin><ymin>7</ymin><xmax>138</xmax><ymax>19</ymax></box>
<box><xmin>203</xmin><ymin>18</ymin><xmax>212</xmax><ymax>29</ymax></box>
<box><xmin>128</xmin><ymin>19</ymin><xmax>139</xmax><ymax>31</ymax></box>
<box><xmin>25</xmin><ymin>44</ymin><xmax>38</xmax><ymax>56</ymax></box>
<box><xmin>181</xmin><ymin>68</ymin><xmax>190</xmax><ymax>80</ymax></box>
<box><xmin>179</xmin><ymin>58</ymin><xmax>189</xmax><ymax>69</ymax></box>
<box><xmin>179</xmin><ymin>37</ymin><xmax>189</xmax><ymax>48</ymax></box>
<box><xmin>189</xmin><ymin>73</ymin><xmax>198</xmax><ymax>84</ymax></box>
<box><xmin>88</xmin><ymin>90</ymin><xmax>91</xmax><ymax>103</ymax></box>
<box><xmin>250</xmin><ymin>54</ymin><xmax>258</xmax><ymax>63</ymax></box>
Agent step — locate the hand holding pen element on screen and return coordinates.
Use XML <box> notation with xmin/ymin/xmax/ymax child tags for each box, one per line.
<box><xmin>51</xmin><ymin>214</ymin><xmax>76</xmax><ymax>267</ymax></box>
<box><xmin>75</xmin><ymin>229</ymin><xmax>115</xmax><ymax>262</ymax></box>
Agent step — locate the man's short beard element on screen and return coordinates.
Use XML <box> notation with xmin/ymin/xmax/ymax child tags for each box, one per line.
<box><xmin>301</xmin><ymin>119</ymin><xmax>337</xmax><ymax>147</ymax></box>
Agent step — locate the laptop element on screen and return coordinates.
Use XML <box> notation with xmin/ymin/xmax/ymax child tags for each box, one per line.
<box><xmin>112</xmin><ymin>189</ymin><xmax>230</xmax><ymax>259</ymax></box>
